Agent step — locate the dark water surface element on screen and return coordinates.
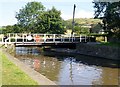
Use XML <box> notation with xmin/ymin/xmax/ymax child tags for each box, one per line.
<box><xmin>14</xmin><ymin>47</ymin><xmax>120</xmax><ymax>85</ymax></box>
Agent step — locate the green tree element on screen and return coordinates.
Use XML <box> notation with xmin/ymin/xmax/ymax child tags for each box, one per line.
<box><xmin>15</xmin><ymin>1</ymin><xmax>45</xmax><ymax>33</ymax></box>
<box><xmin>93</xmin><ymin>1</ymin><xmax>120</xmax><ymax>39</ymax></box>
<box><xmin>12</xmin><ymin>24</ymin><xmax>22</xmax><ymax>33</ymax></box>
<box><xmin>0</xmin><ymin>26</ymin><xmax>6</xmax><ymax>34</ymax></box>
<box><xmin>15</xmin><ymin>2</ymin><xmax>65</xmax><ymax>34</ymax></box>
<box><xmin>64</xmin><ymin>20</ymin><xmax>72</xmax><ymax>29</ymax></box>
<box><xmin>45</xmin><ymin>7</ymin><xmax>65</xmax><ymax>34</ymax></box>
<box><xmin>31</xmin><ymin>7</ymin><xmax>65</xmax><ymax>34</ymax></box>
<box><xmin>74</xmin><ymin>26</ymin><xmax>89</xmax><ymax>35</ymax></box>
<box><xmin>91</xmin><ymin>23</ymin><xmax>102</xmax><ymax>33</ymax></box>
<box><xmin>3</xmin><ymin>25</ymin><xmax>13</xmax><ymax>34</ymax></box>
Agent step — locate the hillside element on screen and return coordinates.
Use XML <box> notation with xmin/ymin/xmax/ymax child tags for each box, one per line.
<box><xmin>65</xmin><ymin>18</ymin><xmax>102</xmax><ymax>25</ymax></box>
<box><xmin>64</xmin><ymin>18</ymin><xmax>103</xmax><ymax>34</ymax></box>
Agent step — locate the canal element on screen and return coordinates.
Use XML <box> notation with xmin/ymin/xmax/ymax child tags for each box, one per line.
<box><xmin>14</xmin><ymin>47</ymin><xmax>119</xmax><ymax>85</ymax></box>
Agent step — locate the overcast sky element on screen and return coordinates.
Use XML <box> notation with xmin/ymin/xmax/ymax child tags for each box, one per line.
<box><xmin>0</xmin><ymin>0</ymin><xmax>95</xmax><ymax>26</ymax></box>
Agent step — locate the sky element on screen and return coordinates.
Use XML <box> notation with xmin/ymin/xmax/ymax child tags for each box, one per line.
<box><xmin>0</xmin><ymin>0</ymin><xmax>95</xmax><ymax>26</ymax></box>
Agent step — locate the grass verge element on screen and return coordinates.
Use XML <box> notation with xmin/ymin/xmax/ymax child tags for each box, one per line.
<box><xmin>0</xmin><ymin>50</ymin><xmax>38</xmax><ymax>85</ymax></box>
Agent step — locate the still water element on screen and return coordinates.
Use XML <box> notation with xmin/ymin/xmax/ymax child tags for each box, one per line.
<box><xmin>14</xmin><ymin>47</ymin><xmax>119</xmax><ymax>85</ymax></box>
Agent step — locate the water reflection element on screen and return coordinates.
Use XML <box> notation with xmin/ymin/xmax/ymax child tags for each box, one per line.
<box><xmin>33</xmin><ymin>59</ymin><xmax>40</xmax><ymax>72</ymax></box>
<box><xmin>15</xmin><ymin>47</ymin><xmax>119</xmax><ymax>85</ymax></box>
<box><xmin>16</xmin><ymin>47</ymin><xmax>40</xmax><ymax>55</ymax></box>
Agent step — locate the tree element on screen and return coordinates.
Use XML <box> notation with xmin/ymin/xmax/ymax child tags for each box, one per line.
<box><xmin>31</xmin><ymin>6</ymin><xmax>65</xmax><ymax>34</ymax></box>
<box><xmin>45</xmin><ymin>7</ymin><xmax>65</xmax><ymax>34</ymax></box>
<box><xmin>15</xmin><ymin>1</ymin><xmax>45</xmax><ymax>33</ymax></box>
<box><xmin>91</xmin><ymin>23</ymin><xmax>103</xmax><ymax>33</ymax></box>
<box><xmin>3</xmin><ymin>25</ymin><xmax>13</xmax><ymax>34</ymax></box>
<box><xmin>15</xmin><ymin>2</ymin><xmax>65</xmax><ymax>34</ymax></box>
<box><xmin>12</xmin><ymin>24</ymin><xmax>22</xmax><ymax>33</ymax></box>
<box><xmin>74</xmin><ymin>26</ymin><xmax>89</xmax><ymax>35</ymax></box>
<box><xmin>93</xmin><ymin>1</ymin><xmax>120</xmax><ymax>39</ymax></box>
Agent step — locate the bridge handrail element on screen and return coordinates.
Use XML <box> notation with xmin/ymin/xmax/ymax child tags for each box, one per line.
<box><xmin>0</xmin><ymin>33</ymin><xmax>88</xmax><ymax>44</ymax></box>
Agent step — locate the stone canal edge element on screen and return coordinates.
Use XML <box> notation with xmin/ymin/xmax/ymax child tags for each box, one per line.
<box><xmin>1</xmin><ymin>48</ymin><xmax>56</xmax><ymax>85</ymax></box>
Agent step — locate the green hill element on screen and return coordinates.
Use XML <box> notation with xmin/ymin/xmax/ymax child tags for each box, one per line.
<box><xmin>64</xmin><ymin>18</ymin><xmax>103</xmax><ymax>34</ymax></box>
<box><xmin>65</xmin><ymin>18</ymin><xmax>102</xmax><ymax>25</ymax></box>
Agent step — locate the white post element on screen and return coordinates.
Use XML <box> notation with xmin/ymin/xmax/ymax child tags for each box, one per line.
<box><xmin>53</xmin><ymin>34</ymin><xmax>55</xmax><ymax>42</ymax></box>
<box><xmin>22</xmin><ymin>34</ymin><xmax>24</xmax><ymax>43</ymax></box>
<box><xmin>44</xmin><ymin>34</ymin><xmax>46</xmax><ymax>43</ymax></box>
<box><xmin>105</xmin><ymin>36</ymin><xmax>107</xmax><ymax>42</ymax></box>
<box><xmin>61</xmin><ymin>35</ymin><xmax>62</xmax><ymax>42</ymax></box>
<box><xmin>5</xmin><ymin>39</ymin><xmax>7</xmax><ymax>48</ymax></box>
<box><xmin>80</xmin><ymin>35</ymin><xmax>81</xmax><ymax>42</ymax></box>
<box><xmin>15</xmin><ymin>34</ymin><xmax>17</xmax><ymax>43</ymax></box>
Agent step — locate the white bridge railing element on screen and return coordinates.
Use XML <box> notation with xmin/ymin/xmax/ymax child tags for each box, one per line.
<box><xmin>0</xmin><ymin>33</ymin><xmax>88</xmax><ymax>45</ymax></box>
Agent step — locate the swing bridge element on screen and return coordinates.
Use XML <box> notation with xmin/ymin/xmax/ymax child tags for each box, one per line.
<box><xmin>0</xmin><ymin>33</ymin><xmax>93</xmax><ymax>46</ymax></box>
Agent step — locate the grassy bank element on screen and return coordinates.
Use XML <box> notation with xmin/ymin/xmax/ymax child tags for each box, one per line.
<box><xmin>1</xmin><ymin>50</ymin><xmax>38</xmax><ymax>85</ymax></box>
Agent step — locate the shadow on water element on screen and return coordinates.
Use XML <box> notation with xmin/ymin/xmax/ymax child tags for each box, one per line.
<box><xmin>42</xmin><ymin>50</ymin><xmax>119</xmax><ymax>68</ymax></box>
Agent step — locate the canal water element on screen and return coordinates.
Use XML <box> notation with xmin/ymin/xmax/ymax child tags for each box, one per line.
<box><xmin>14</xmin><ymin>47</ymin><xmax>119</xmax><ymax>85</ymax></box>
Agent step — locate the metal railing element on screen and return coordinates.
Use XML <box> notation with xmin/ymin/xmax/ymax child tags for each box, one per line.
<box><xmin>0</xmin><ymin>33</ymin><xmax>88</xmax><ymax>45</ymax></box>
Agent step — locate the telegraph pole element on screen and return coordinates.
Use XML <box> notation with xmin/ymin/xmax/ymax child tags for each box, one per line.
<box><xmin>71</xmin><ymin>4</ymin><xmax>76</xmax><ymax>35</ymax></box>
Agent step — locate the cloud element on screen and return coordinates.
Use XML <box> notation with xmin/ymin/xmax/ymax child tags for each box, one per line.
<box><xmin>61</xmin><ymin>10</ymin><xmax>94</xmax><ymax>20</ymax></box>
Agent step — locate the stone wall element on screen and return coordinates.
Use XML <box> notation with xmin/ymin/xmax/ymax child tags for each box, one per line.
<box><xmin>76</xmin><ymin>43</ymin><xmax>120</xmax><ymax>60</ymax></box>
